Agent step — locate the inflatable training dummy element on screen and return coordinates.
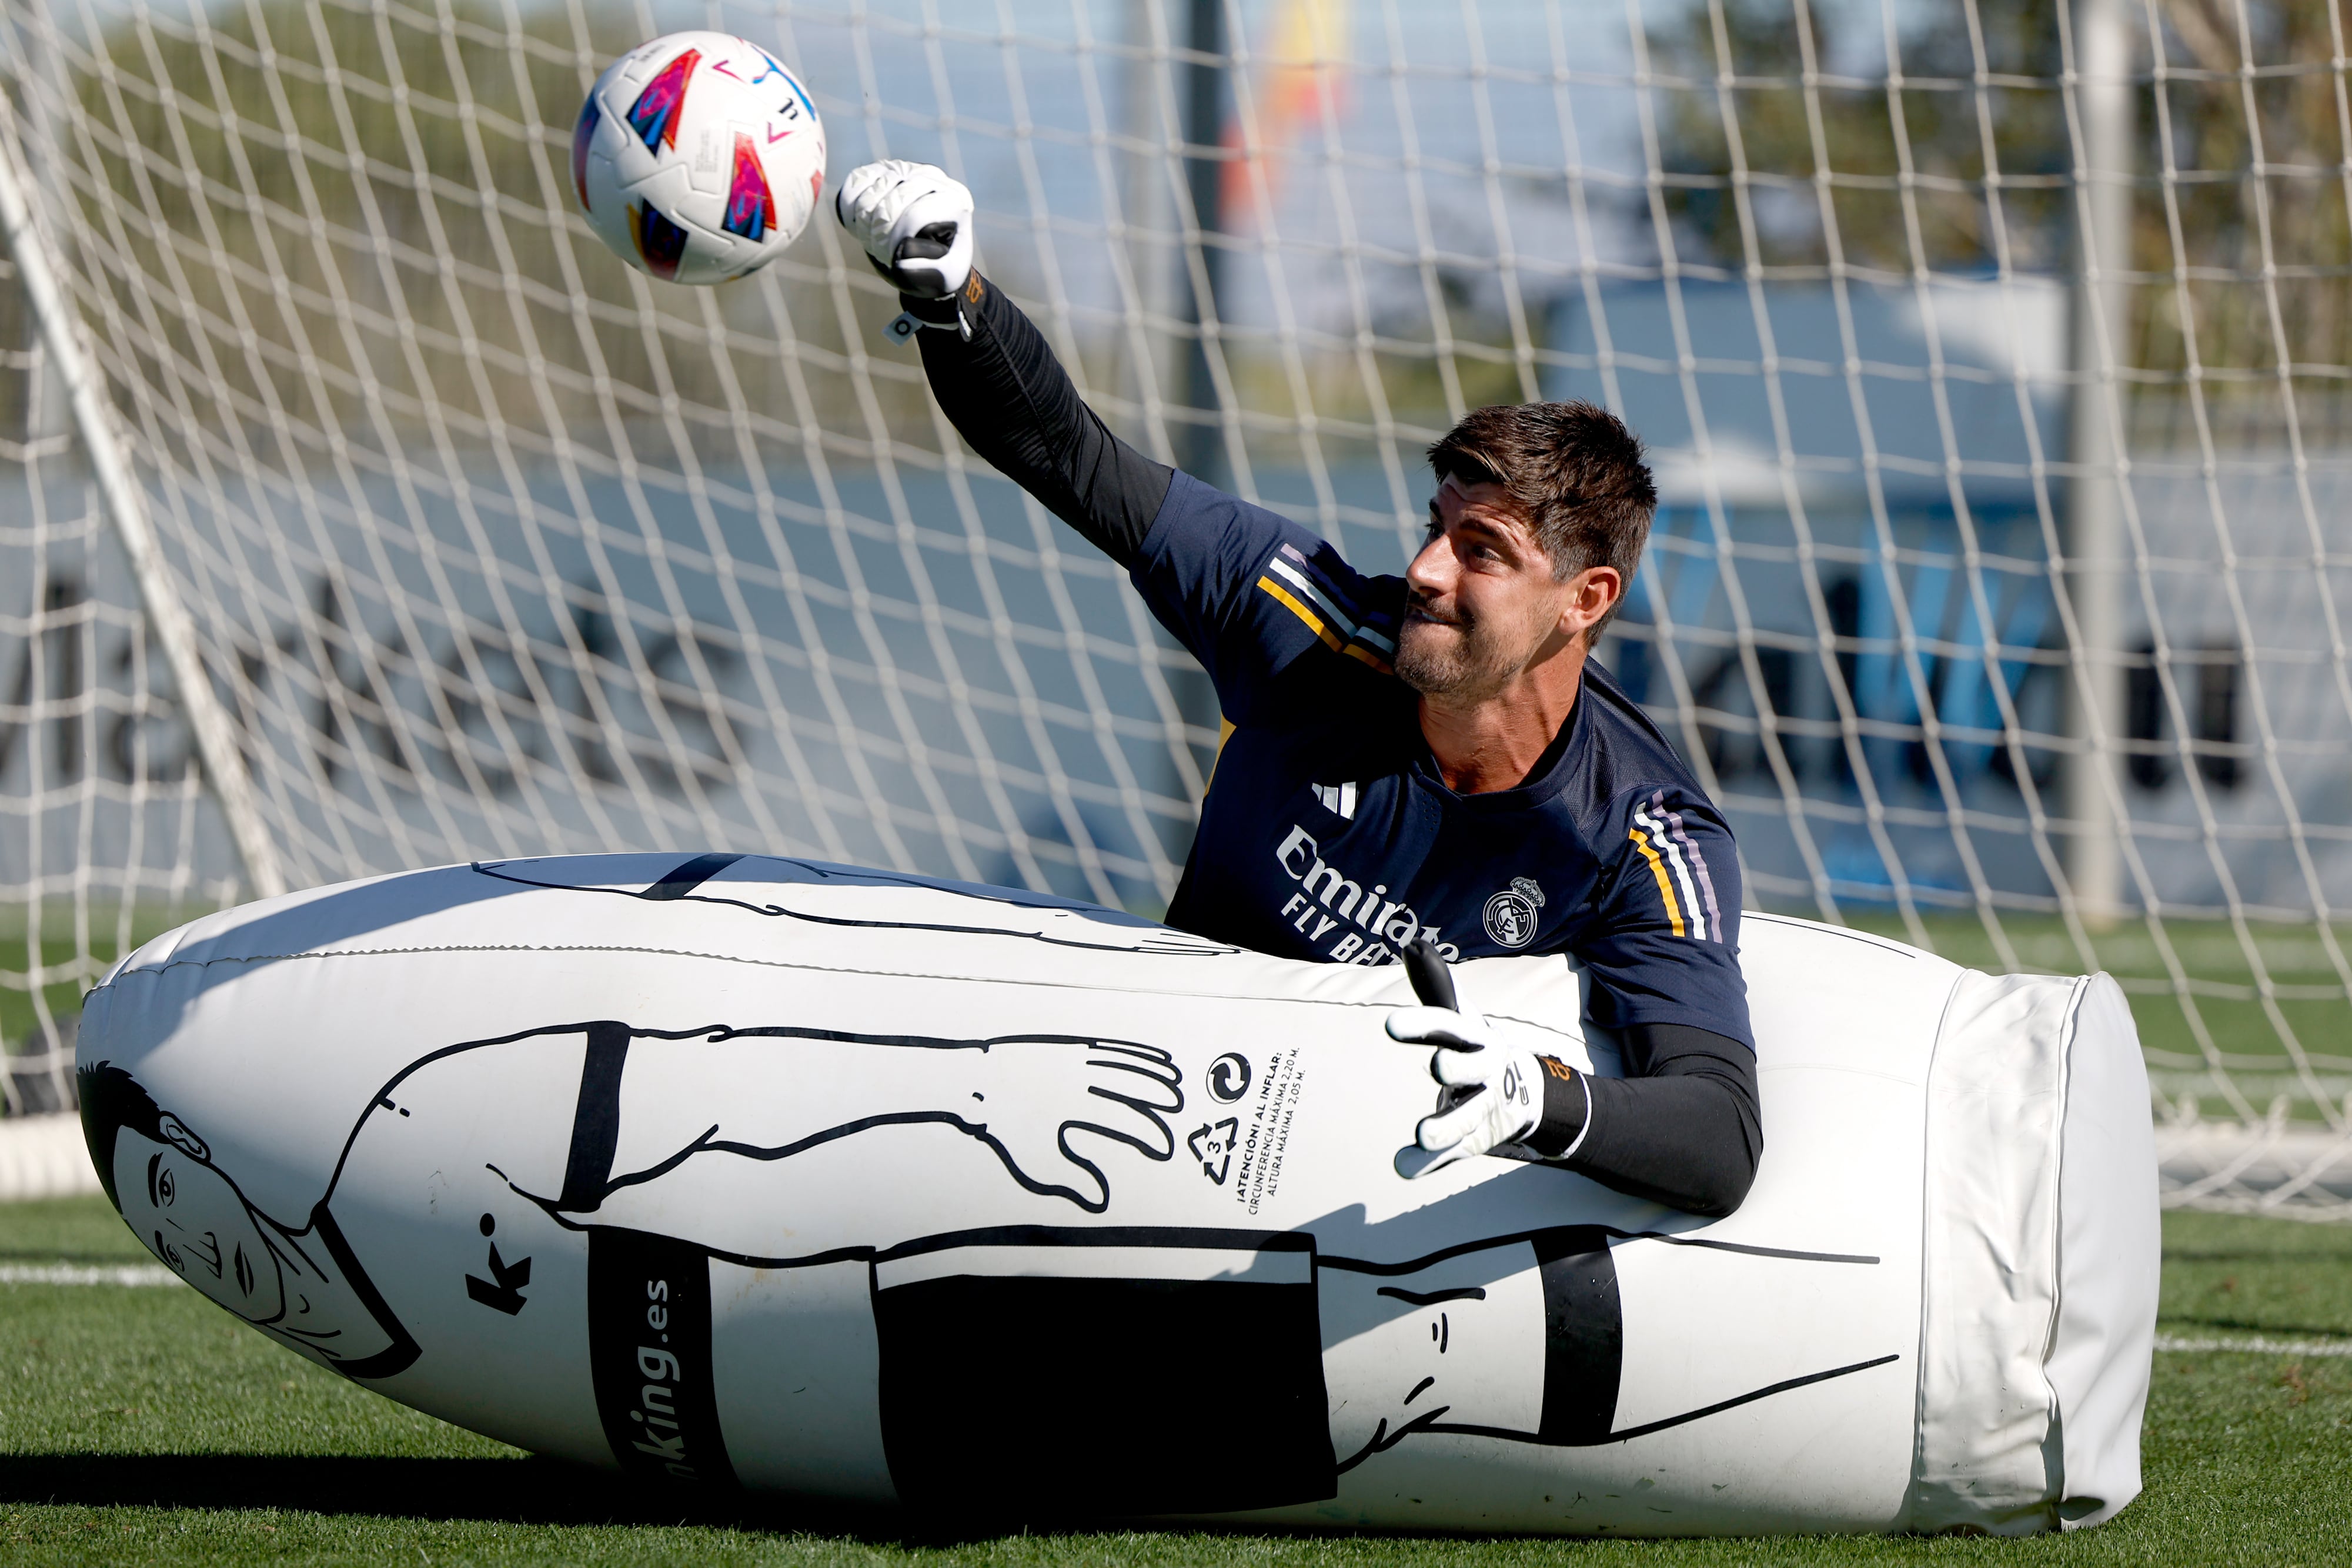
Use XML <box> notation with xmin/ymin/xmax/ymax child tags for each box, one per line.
<box><xmin>76</xmin><ymin>854</ymin><xmax>2157</xmax><ymax>1536</ymax></box>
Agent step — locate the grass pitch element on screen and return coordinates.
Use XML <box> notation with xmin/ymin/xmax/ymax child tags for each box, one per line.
<box><xmin>3</xmin><ymin>1198</ymin><xmax>2350</xmax><ymax>1564</ymax></box>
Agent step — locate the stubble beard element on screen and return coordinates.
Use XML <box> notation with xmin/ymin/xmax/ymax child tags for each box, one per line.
<box><xmin>1395</xmin><ymin>600</ymin><xmax>1525</xmax><ymax>703</ymax></box>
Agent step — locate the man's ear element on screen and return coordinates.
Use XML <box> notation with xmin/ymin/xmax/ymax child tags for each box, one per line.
<box><xmin>1558</xmin><ymin>565</ymin><xmax>1623</xmax><ymax>644</ymax></box>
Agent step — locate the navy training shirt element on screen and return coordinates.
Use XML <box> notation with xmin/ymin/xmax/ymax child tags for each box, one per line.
<box><xmin>1135</xmin><ymin>471</ymin><xmax>1753</xmax><ymax>1050</ymax></box>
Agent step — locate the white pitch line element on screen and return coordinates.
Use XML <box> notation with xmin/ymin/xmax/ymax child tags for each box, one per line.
<box><xmin>2156</xmin><ymin>1332</ymin><xmax>2352</xmax><ymax>1359</ymax></box>
<box><xmin>0</xmin><ymin>1262</ymin><xmax>178</xmax><ymax>1286</ymax></box>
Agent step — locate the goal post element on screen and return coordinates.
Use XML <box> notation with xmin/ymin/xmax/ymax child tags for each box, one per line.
<box><xmin>2</xmin><ymin>0</ymin><xmax>2348</xmax><ymax>1213</ymax></box>
<box><xmin>0</xmin><ymin>118</ymin><xmax>285</xmax><ymax>902</ymax></box>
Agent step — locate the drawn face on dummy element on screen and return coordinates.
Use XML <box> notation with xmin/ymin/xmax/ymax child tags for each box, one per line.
<box><xmin>113</xmin><ymin>1121</ymin><xmax>284</xmax><ymax>1321</ymax></box>
<box><xmin>96</xmin><ymin>1086</ymin><xmax>396</xmax><ymax>1369</ymax></box>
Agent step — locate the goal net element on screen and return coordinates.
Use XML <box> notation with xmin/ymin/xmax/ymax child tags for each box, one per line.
<box><xmin>3</xmin><ymin>0</ymin><xmax>2347</xmax><ymax>1213</ymax></box>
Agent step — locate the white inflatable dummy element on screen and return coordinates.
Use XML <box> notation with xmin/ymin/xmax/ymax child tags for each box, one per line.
<box><xmin>76</xmin><ymin>854</ymin><xmax>2157</xmax><ymax>1536</ymax></box>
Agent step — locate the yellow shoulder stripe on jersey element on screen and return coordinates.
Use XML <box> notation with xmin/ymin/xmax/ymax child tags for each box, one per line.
<box><xmin>1628</xmin><ymin>827</ymin><xmax>1688</xmax><ymax>938</ymax></box>
<box><xmin>1255</xmin><ymin>576</ymin><xmax>1394</xmax><ymax>673</ymax></box>
<box><xmin>1258</xmin><ymin>575</ymin><xmax>1345</xmax><ymax>651</ymax></box>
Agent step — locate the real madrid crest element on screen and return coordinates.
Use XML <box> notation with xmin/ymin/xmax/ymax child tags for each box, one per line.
<box><xmin>1482</xmin><ymin>875</ymin><xmax>1545</xmax><ymax>949</ymax></box>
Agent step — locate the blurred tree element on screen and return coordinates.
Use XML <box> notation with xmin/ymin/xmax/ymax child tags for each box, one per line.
<box><xmin>4</xmin><ymin>0</ymin><xmax>919</xmax><ymax>453</ymax></box>
<box><xmin>1644</xmin><ymin>0</ymin><xmax>2352</xmax><ymax>388</ymax></box>
<box><xmin>1645</xmin><ymin>0</ymin><xmax>2069</xmax><ymax>276</ymax></box>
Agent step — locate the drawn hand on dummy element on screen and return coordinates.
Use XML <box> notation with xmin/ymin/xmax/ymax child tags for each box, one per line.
<box><xmin>961</xmin><ymin>1039</ymin><xmax>1183</xmax><ymax>1212</ymax></box>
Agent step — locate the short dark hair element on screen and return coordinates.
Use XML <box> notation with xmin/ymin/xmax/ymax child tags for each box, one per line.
<box><xmin>1426</xmin><ymin>400</ymin><xmax>1658</xmax><ymax>636</ymax></box>
<box><xmin>78</xmin><ymin>1061</ymin><xmax>165</xmax><ymax>1213</ymax></box>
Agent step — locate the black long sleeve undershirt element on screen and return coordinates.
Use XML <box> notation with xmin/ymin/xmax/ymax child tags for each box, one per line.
<box><xmin>906</xmin><ymin>278</ymin><xmax>1171</xmax><ymax>568</ymax></box>
<box><xmin>903</xmin><ymin>275</ymin><xmax>1762</xmax><ymax>1219</ymax></box>
<box><xmin>1525</xmin><ymin>1025</ymin><xmax>1761</xmax><ymax>1219</ymax></box>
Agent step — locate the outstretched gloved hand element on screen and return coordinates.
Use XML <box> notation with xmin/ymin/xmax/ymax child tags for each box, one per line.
<box><xmin>833</xmin><ymin>159</ymin><xmax>975</xmax><ymax>299</ymax></box>
<box><xmin>1388</xmin><ymin>1005</ymin><xmax>1556</xmax><ymax>1178</ymax></box>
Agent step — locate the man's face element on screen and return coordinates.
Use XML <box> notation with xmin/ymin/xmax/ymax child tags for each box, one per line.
<box><xmin>112</xmin><ymin>1126</ymin><xmax>285</xmax><ymax>1323</ymax></box>
<box><xmin>1397</xmin><ymin>476</ymin><xmax>1616</xmax><ymax>703</ymax></box>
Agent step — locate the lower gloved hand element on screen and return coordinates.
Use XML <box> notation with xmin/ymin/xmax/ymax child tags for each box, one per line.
<box><xmin>833</xmin><ymin>159</ymin><xmax>974</xmax><ymax>299</ymax></box>
<box><xmin>1388</xmin><ymin>1005</ymin><xmax>1555</xmax><ymax>1177</ymax></box>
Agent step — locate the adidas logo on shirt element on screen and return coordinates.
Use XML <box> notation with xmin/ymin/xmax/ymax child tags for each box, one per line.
<box><xmin>1310</xmin><ymin>781</ymin><xmax>1359</xmax><ymax>820</ymax></box>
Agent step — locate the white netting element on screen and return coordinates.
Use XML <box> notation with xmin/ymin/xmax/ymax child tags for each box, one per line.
<box><xmin>0</xmin><ymin>245</ymin><xmax>229</xmax><ymax>1118</ymax></box>
<box><xmin>1</xmin><ymin>0</ymin><xmax>2348</xmax><ymax>1211</ymax></box>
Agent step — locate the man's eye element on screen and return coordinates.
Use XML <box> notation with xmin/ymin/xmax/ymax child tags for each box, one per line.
<box><xmin>155</xmin><ymin>1232</ymin><xmax>182</xmax><ymax>1272</ymax></box>
<box><xmin>156</xmin><ymin>1169</ymin><xmax>175</xmax><ymax>1205</ymax></box>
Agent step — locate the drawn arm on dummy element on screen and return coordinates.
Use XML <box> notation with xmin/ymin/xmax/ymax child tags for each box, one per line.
<box><xmin>489</xmin><ymin>1025</ymin><xmax>1183</xmax><ymax>1229</ymax></box>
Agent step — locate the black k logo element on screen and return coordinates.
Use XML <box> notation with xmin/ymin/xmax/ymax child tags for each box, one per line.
<box><xmin>466</xmin><ymin>1242</ymin><xmax>533</xmax><ymax>1315</ymax></box>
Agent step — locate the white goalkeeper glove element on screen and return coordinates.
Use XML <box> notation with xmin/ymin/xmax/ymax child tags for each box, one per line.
<box><xmin>834</xmin><ymin>160</ymin><xmax>974</xmax><ymax>300</ymax></box>
<box><xmin>1388</xmin><ymin>1005</ymin><xmax>1555</xmax><ymax>1178</ymax></box>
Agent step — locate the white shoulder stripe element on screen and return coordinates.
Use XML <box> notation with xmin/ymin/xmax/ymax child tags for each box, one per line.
<box><xmin>1635</xmin><ymin>801</ymin><xmax>1709</xmax><ymax>941</ymax></box>
<box><xmin>1264</xmin><ymin>553</ymin><xmax>1398</xmax><ymax>654</ymax></box>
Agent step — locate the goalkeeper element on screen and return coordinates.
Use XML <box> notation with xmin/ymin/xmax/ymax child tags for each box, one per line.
<box><xmin>837</xmin><ymin>163</ymin><xmax>1760</xmax><ymax>1218</ymax></box>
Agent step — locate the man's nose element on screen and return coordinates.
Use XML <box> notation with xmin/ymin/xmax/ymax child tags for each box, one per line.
<box><xmin>1406</xmin><ymin>534</ymin><xmax>1454</xmax><ymax>594</ymax></box>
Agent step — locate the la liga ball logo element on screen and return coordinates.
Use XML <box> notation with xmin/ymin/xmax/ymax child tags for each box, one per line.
<box><xmin>572</xmin><ymin>32</ymin><xmax>827</xmax><ymax>286</ymax></box>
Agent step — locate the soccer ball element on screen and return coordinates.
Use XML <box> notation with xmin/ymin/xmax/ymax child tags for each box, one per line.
<box><xmin>571</xmin><ymin>32</ymin><xmax>827</xmax><ymax>286</ymax></box>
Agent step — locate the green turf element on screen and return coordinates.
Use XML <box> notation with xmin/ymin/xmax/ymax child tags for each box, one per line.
<box><xmin>4</xmin><ymin>1199</ymin><xmax>2350</xmax><ymax>1563</ymax></box>
<box><xmin>2</xmin><ymin>912</ymin><xmax>199</xmax><ymax>1058</ymax></box>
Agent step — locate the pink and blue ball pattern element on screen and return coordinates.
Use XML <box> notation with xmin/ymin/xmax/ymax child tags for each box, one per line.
<box><xmin>629</xmin><ymin>202</ymin><xmax>689</xmax><ymax>280</ymax></box>
<box><xmin>626</xmin><ymin>48</ymin><xmax>700</xmax><ymax>152</ymax></box>
<box><xmin>722</xmin><ymin>133</ymin><xmax>776</xmax><ymax>242</ymax></box>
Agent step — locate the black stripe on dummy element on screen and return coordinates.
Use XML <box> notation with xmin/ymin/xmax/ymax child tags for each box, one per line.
<box><xmin>559</xmin><ymin>1022</ymin><xmax>630</xmax><ymax>1213</ymax></box>
<box><xmin>873</xmin><ymin>1249</ymin><xmax>1334</xmax><ymax>1514</ymax></box>
<box><xmin>588</xmin><ymin>1228</ymin><xmax>737</xmax><ymax>1487</ymax></box>
<box><xmin>1534</xmin><ymin>1226</ymin><xmax>1622</xmax><ymax>1445</ymax></box>
<box><xmin>641</xmin><ymin>853</ymin><xmax>741</xmax><ymax>900</ymax></box>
